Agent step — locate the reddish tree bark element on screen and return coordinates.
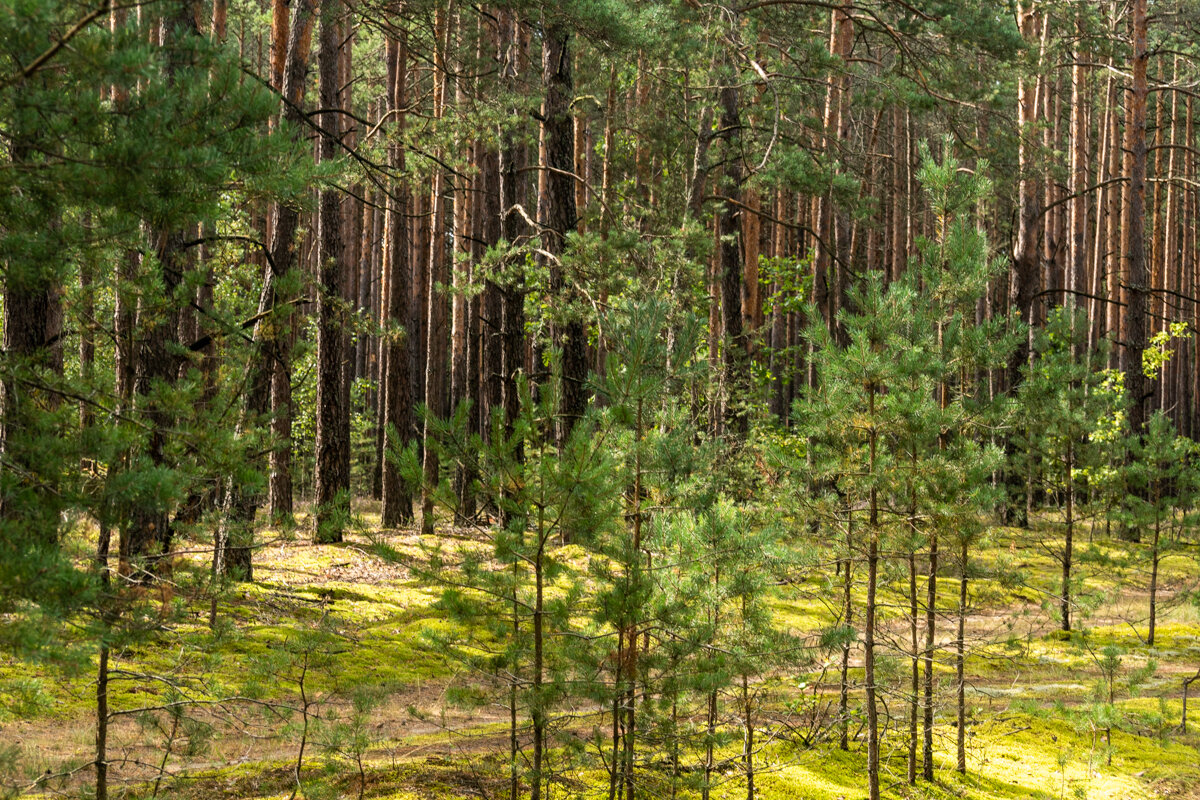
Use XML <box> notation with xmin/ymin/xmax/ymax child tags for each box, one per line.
<box><xmin>313</xmin><ymin>0</ymin><xmax>349</xmax><ymax>543</ymax></box>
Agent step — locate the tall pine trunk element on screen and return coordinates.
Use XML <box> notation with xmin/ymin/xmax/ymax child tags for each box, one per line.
<box><xmin>1125</xmin><ymin>0</ymin><xmax>1149</xmax><ymax>438</ymax></box>
<box><xmin>313</xmin><ymin>0</ymin><xmax>349</xmax><ymax>543</ymax></box>
<box><xmin>541</xmin><ymin>22</ymin><xmax>585</xmax><ymax>449</ymax></box>
<box><xmin>421</xmin><ymin>7</ymin><xmax>452</xmax><ymax>536</ymax></box>
<box><xmin>1005</xmin><ymin>1</ymin><xmax>1042</xmax><ymax>528</ymax></box>
<box><xmin>718</xmin><ymin>73</ymin><xmax>746</xmax><ymax>436</ymax></box>
<box><xmin>123</xmin><ymin>3</ymin><xmax>205</xmax><ymax>575</ymax></box>
<box><xmin>381</xmin><ymin>33</ymin><xmax>414</xmax><ymax>527</ymax></box>
<box><xmin>217</xmin><ymin>0</ymin><xmax>314</xmax><ymax>580</ymax></box>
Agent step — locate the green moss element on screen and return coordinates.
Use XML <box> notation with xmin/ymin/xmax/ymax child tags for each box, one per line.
<box><xmin>8</xmin><ymin>514</ymin><xmax>1200</xmax><ymax>800</ymax></box>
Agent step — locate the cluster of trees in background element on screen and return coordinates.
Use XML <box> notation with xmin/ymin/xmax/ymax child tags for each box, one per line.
<box><xmin>5</xmin><ymin>0</ymin><xmax>1200</xmax><ymax>799</ymax></box>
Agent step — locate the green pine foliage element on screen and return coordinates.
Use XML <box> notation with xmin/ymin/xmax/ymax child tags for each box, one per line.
<box><xmin>1</xmin><ymin>0</ymin><xmax>306</xmax><ymax>642</ymax></box>
<box><xmin>7</xmin><ymin>3</ymin><xmax>1200</xmax><ymax>800</ymax></box>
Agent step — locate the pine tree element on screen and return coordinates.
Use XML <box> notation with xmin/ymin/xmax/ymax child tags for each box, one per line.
<box><xmin>1126</xmin><ymin>412</ymin><xmax>1199</xmax><ymax>646</ymax></box>
<box><xmin>0</xmin><ymin>4</ymin><xmax>306</xmax><ymax>795</ymax></box>
<box><xmin>415</xmin><ymin>365</ymin><xmax>623</xmax><ymax>800</ymax></box>
<box><xmin>1016</xmin><ymin>308</ymin><xmax>1111</xmax><ymax>631</ymax></box>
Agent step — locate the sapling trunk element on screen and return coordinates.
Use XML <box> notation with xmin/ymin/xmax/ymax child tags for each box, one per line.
<box><xmin>839</xmin><ymin>511</ymin><xmax>853</xmax><ymax>752</ymax></box>
<box><xmin>511</xmin><ymin>556</ymin><xmax>520</xmax><ymax>800</ymax></box>
<box><xmin>865</xmin><ymin>383</ymin><xmax>880</xmax><ymax>800</ymax></box>
<box><xmin>670</xmin><ymin>689</ymin><xmax>680</xmax><ymax>800</ymax></box>
<box><xmin>703</xmin><ymin>566</ymin><xmax>720</xmax><ymax>800</ymax></box>
<box><xmin>906</xmin><ymin>458</ymin><xmax>919</xmax><ymax>784</ymax></box>
<box><xmin>95</xmin><ymin>641</ymin><xmax>109</xmax><ymax>800</ymax></box>
<box><xmin>922</xmin><ymin>526</ymin><xmax>938</xmax><ymax>780</ymax></box>
<box><xmin>703</xmin><ymin>685</ymin><xmax>717</xmax><ymax>800</ymax></box>
<box><xmin>95</xmin><ymin>523</ymin><xmax>112</xmax><ymax>800</ymax></box>
<box><xmin>908</xmin><ymin>549</ymin><xmax>919</xmax><ymax>783</ymax></box>
<box><xmin>623</xmin><ymin>645</ymin><xmax>637</xmax><ymax>800</ymax></box>
<box><xmin>1025</xmin><ymin>447</ymin><xmax>1035</xmax><ymax>523</ymax></box>
<box><xmin>1063</xmin><ymin>439</ymin><xmax>1074</xmax><ymax>631</ymax></box>
<box><xmin>151</xmin><ymin>710</ymin><xmax>180</xmax><ymax>798</ymax></box>
<box><xmin>622</xmin><ymin>397</ymin><xmax>646</xmax><ymax>800</ymax></box>
<box><xmin>925</xmin><ymin>298</ymin><xmax>951</xmax><ymax>781</ymax></box>
<box><xmin>738</xmin><ymin>591</ymin><xmax>756</xmax><ymax>800</ymax></box>
<box><xmin>532</xmin><ymin>507</ymin><xmax>546</xmax><ymax>800</ymax></box>
<box><xmin>1182</xmin><ymin>668</ymin><xmax>1200</xmax><ymax>732</ymax></box>
<box><xmin>289</xmin><ymin>650</ymin><xmax>312</xmax><ymax>800</ymax></box>
<box><xmin>1149</xmin><ymin>482</ymin><xmax>1161</xmax><ymax>646</ymax></box>
<box><xmin>743</xmin><ymin>669</ymin><xmax>754</xmax><ymax>800</ymax></box>
<box><xmin>956</xmin><ymin>537</ymin><xmax>968</xmax><ymax>774</ymax></box>
<box><xmin>608</xmin><ymin>633</ymin><xmax>622</xmax><ymax>800</ymax></box>
<box><xmin>1106</xmin><ymin>659</ymin><xmax>1115</xmax><ymax>766</ymax></box>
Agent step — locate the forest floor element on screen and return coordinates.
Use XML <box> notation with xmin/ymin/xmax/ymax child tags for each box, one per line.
<box><xmin>3</xmin><ymin>504</ymin><xmax>1200</xmax><ymax>800</ymax></box>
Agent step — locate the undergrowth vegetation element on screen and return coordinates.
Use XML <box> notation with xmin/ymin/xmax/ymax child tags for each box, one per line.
<box><xmin>4</xmin><ymin>507</ymin><xmax>1200</xmax><ymax>800</ymax></box>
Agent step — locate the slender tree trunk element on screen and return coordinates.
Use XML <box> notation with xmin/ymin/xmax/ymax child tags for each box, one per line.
<box><xmin>813</xmin><ymin>3</ymin><xmax>852</xmax><ymax>344</ymax></box>
<box><xmin>620</xmin><ymin>399</ymin><xmax>646</xmax><ymax>800</ymax></box>
<box><xmin>1104</xmin><ymin>14</ymin><xmax>1122</xmax><ymax>367</ymax></box>
<box><xmin>908</xmin><ymin>548</ymin><xmax>919</xmax><ymax>783</ymax></box>
<box><xmin>381</xmin><ymin>33</ymin><xmax>414</xmax><ymax>527</ymax></box>
<box><xmin>79</xmin><ymin>243</ymin><xmax>95</xmax><ymax>434</ymax></box>
<box><xmin>1068</xmin><ymin>20</ymin><xmax>1088</xmax><ymax>316</ymax></box>
<box><xmin>93</xmin><ymin>500</ymin><xmax>114</xmax><ymax>800</ymax></box>
<box><xmin>451</xmin><ymin>23</ymin><xmax>476</xmax><ymax>520</ymax></box>
<box><xmin>1091</xmin><ymin>69</ymin><xmax>1111</xmax><ymax>352</ymax></box>
<box><xmin>480</xmin><ymin>141</ymin><xmax>503</xmax><ymax>448</ymax></box>
<box><xmin>608</xmin><ymin>625</ymin><xmax>624</xmax><ymax>800</ymax></box>
<box><xmin>268</xmin><ymin>324</ymin><xmax>294</xmax><ymax>522</ymax></box>
<box><xmin>123</xmin><ymin>3</ymin><xmax>204</xmax><ymax>573</ymax></box>
<box><xmin>1150</xmin><ymin>63</ymin><xmax>1165</xmax><ymax>355</ymax></box>
<box><xmin>956</xmin><ymin>539</ymin><xmax>968</xmax><ymax>775</ymax></box>
<box><xmin>1006</xmin><ymin>1</ymin><xmax>1042</xmax><ymax>528</ymax></box>
<box><xmin>531</xmin><ymin>515</ymin><xmax>546</xmax><ymax>800</ymax></box>
<box><xmin>498</xmin><ymin>9</ymin><xmax>527</xmax><ymax>492</ymax></box>
<box><xmin>890</xmin><ymin>105</ymin><xmax>907</xmax><ymax>284</ymax></box>
<box><xmin>313</xmin><ymin>0</ymin><xmax>349</xmax><ymax>543</ymax></box>
<box><xmin>95</xmin><ymin>638</ymin><xmax>109</xmax><ymax>800</ymax></box>
<box><xmin>265</xmin><ymin>0</ymin><xmax>294</xmax><ymax>522</ymax></box>
<box><xmin>703</xmin><ymin>595</ymin><xmax>719</xmax><ymax>800</ymax></box>
<box><xmin>1125</xmin><ymin>0</ymin><xmax>1149</xmax><ymax>438</ymax></box>
<box><xmin>742</xmin><ymin>669</ymin><xmax>754</xmax><ymax>800</ymax></box>
<box><xmin>922</xmin><ymin>528</ymin><xmax>938</xmax><ymax>779</ymax></box>
<box><xmin>742</xmin><ymin>188</ymin><xmax>761</xmax><ymax>352</ymax></box>
<box><xmin>421</xmin><ymin>7</ymin><xmax>452</xmax><ymax>536</ymax></box>
<box><xmin>1063</xmin><ymin>438</ymin><xmax>1074</xmax><ymax>631</ymax></box>
<box><xmin>1182</xmin><ymin>669</ymin><xmax>1200</xmax><ymax>733</ymax></box>
<box><xmin>511</xmin><ymin>565</ymin><xmax>521</xmax><ymax>800</ymax></box>
<box><xmin>839</xmin><ymin>513</ymin><xmax>853</xmax><ymax>751</ymax></box>
<box><xmin>1150</xmin><ymin>488</ymin><xmax>1161</xmax><ymax>646</ymax></box>
<box><xmin>718</xmin><ymin>70</ymin><xmax>746</xmax><ymax>436</ymax></box>
<box><xmin>865</xmin><ymin>384</ymin><xmax>880</xmax><ymax>800</ymax></box>
<box><xmin>337</xmin><ymin>16</ymin><xmax>357</xmax><ymax>497</ymax></box>
<box><xmin>217</xmin><ymin>0</ymin><xmax>314</xmax><ymax>580</ymax></box>
<box><xmin>1162</xmin><ymin>59</ymin><xmax>1181</xmax><ymax>418</ymax></box>
<box><xmin>769</xmin><ymin>191</ymin><xmax>790</xmax><ymax>419</ymax></box>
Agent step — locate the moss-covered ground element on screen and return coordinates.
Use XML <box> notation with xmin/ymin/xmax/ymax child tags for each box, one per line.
<box><xmin>3</xmin><ymin>505</ymin><xmax>1200</xmax><ymax>799</ymax></box>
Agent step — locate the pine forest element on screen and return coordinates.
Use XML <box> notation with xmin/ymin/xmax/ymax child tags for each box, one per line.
<box><xmin>7</xmin><ymin>1</ymin><xmax>1200</xmax><ymax>798</ymax></box>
